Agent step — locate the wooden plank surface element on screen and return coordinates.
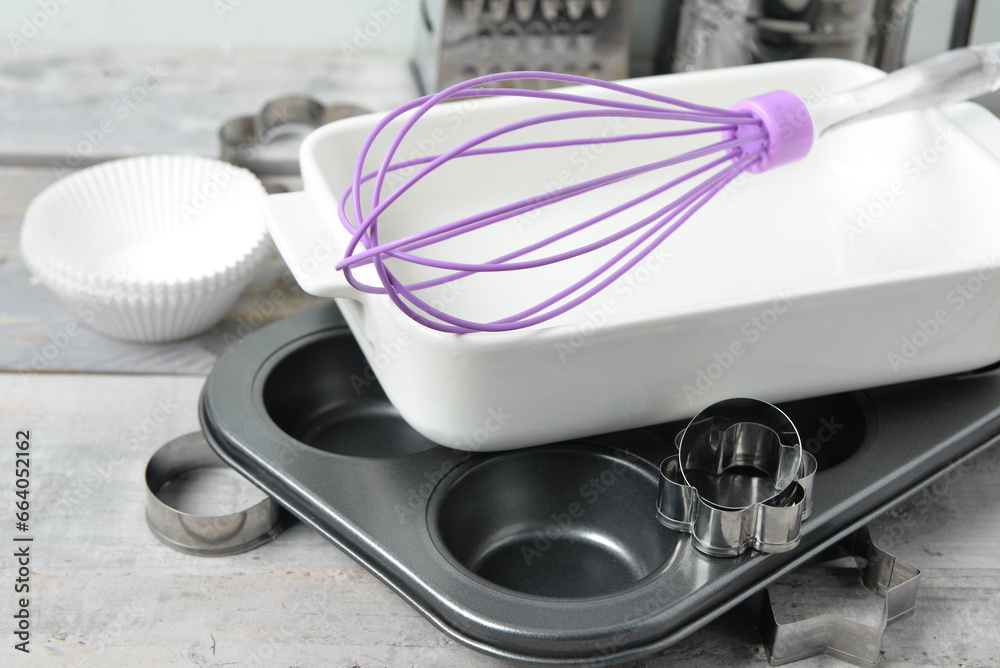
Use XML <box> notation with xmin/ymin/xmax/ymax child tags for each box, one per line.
<box><xmin>1</xmin><ymin>372</ymin><xmax>998</xmax><ymax>667</ymax></box>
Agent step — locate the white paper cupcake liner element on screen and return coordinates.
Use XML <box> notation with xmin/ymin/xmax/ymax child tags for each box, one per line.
<box><xmin>21</xmin><ymin>155</ymin><xmax>271</xmax><ymax>342</ymax></box>
<box><xmin>27</xmin><ymin>258</ymin><xmax>258</xmax><ymax>343</ymax></box>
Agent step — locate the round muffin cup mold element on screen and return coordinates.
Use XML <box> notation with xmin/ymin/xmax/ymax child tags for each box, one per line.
<box><xmin>427</xmin><ymin>445</ymin><xmax>683</xmax><ymax>599</ymax></box>
<box><xmin>258</xmin><ymin>331</ymin><xmax>440</xmax><ymax>459</ymax></box>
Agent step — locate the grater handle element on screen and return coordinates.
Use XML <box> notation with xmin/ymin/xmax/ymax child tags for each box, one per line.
<box><xmin>811</xmin><ymin>43</ymin><xmax>1000</xmax><ymax>137</ymax></box>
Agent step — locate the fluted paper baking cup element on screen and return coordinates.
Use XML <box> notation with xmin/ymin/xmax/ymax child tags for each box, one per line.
<box><xmin>28</xmin><ymin>259</ymin><xmax>255</xmax><ymax>342</ymax></box>
<box><xmin>21</xmin><ymin>155</ymin><xmax>270</xmax><ymax>341</ymax></box>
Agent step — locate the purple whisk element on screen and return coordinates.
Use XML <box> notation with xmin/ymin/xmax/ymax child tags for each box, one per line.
<box><xmin>335</xmin><ymin>70</ymin><xmax>814</xmax><ymax>333</ymax></box>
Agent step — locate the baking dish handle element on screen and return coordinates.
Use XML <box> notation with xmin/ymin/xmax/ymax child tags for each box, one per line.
<box><xmin>261</xmin><ymin>191</ymin><xmax>360</xmax><ymax>301</ymax></box>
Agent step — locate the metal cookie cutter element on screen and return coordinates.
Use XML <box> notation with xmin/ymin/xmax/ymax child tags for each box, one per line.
<box><xmin>145</xmin><ymin>432</ymin><xmax>293</xmax><ymax>556</ymax></box>
<box><xmin>656</xmin><ymin>398</ymin><xmax>817</xmax><ymax>557</ymax></box>
<box><xmin>219</xmin><ymin>96</ymin><xmax>370</xmax><ymax>175</ymax></box>
<box><xmin>738</xmin><ymin>526</ymin><xmax>921</xmax><ymax>666</ymax></box>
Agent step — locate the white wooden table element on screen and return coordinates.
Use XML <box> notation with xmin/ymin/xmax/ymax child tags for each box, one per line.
<box><xmin>1</xmin><ymin>48</ymin><xmax>999</xmax><ymax>668</ymax></box>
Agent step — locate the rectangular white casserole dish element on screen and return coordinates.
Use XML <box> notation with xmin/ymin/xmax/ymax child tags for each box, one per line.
<box><xmin>264</xmin><ymin>58</ymin><xmax>1000</xmax><ymax>451</ymax></box>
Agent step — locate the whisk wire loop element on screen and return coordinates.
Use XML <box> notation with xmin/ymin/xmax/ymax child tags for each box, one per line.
<box><xmin>376</xmin><ymin>149</ymin><xmax>762</xmax><ymax>332</ymax></box>
<box><xmin>336</xmin><ymin>71</ymin><xmax>770</xmax><ymax>332</ymax></box>
<box><xmin>340</xmin><ymin>129</ymin><xmax>763</xmax><ymax>271</ymax></box>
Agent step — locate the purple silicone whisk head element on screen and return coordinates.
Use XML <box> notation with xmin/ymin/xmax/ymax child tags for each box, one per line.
<box><xmin>335</xmin><ymin>71</ymin><xmax>813</xmax><ymax>333</ymax></box>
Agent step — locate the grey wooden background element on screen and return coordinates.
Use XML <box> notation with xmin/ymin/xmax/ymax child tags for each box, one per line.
<box><xmin>0</xmin><ymin>48</ymin><xmax>998</xmax><ymax>667</ymax></box>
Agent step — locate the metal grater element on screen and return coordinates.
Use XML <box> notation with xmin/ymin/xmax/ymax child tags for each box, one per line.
<box><xmin>412</xmin><ymin>0</ymin><xmax>631</xmax><ymax>93</ymax></box>
<box><xmin>672</xmin><ymin>0</ymin><xmax>915</xmax><ymax>73</ymax></box>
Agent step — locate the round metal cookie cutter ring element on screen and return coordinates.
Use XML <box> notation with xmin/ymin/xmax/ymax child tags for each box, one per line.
<box><xmin>145</xmin><ymin>432</ymin><xmax>293</xmax><ymax>556</ymax></box>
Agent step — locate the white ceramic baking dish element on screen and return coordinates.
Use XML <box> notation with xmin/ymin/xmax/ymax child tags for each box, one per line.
<box><xmin>264</xmin><ymin>58</ymin><xmax>1000</xmax><ymax>451</ymax></box>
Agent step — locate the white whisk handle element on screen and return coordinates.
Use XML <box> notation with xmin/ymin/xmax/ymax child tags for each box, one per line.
<box><xmin>810</xmin><ymin>42</ymin><xmax>1000</xmax><ymax>137</ymax></box>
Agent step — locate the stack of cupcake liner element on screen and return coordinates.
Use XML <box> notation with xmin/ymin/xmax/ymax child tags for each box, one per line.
<box><xmin>21</xmin><ymin>155</ymin><xmax>272</xmax><ymax>342</ymax></box>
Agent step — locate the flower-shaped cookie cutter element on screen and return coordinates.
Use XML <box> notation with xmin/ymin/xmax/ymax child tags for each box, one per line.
<box><xmin>656</xmin><ymin>398</ymin><xmax>817</xmax><ymax>557</ymax></box>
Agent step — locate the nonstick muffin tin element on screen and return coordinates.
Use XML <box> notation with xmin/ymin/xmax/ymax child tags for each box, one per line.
<box><xmin>200</xmin><ymin>302</ymin><xmax>1000</xmax><ymax>665</ymax></box>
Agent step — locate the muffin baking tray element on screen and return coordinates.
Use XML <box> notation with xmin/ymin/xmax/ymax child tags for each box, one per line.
<box><xmin>200</xmin><ymin>302</ymin><xmax>1000</xmax><ymax>665</ymax></box>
